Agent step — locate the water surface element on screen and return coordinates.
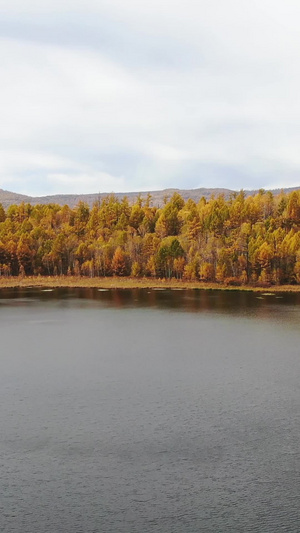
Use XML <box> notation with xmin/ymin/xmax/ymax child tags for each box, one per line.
<box><xmin>1</xmin><ymin>288</ymin><xmax>300</xmax><ymax>532</ymax></box>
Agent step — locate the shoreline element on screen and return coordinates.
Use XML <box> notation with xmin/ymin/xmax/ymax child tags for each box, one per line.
<box><xmin>0</xmin><ymin>276</ymin><xmax>299</xmax><ymax>293</ymax></box>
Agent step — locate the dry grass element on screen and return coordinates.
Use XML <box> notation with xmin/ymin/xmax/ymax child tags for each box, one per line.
<box><xmin>0</xmin><ymin>276</ymin><xmax>299</xmax><ymax>292</ymax></box>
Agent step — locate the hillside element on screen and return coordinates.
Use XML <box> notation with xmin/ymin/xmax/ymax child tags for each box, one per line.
<box><xmin>0</xmin><ymin>186</ymin><xmax>300</xmax><ymax>208</ymax></box>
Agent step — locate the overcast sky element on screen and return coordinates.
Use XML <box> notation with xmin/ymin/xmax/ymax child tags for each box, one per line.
<box><xmin>1</xmin><ymin>0</ymin><xmax>300</xmax><ymax>196</ymax></box>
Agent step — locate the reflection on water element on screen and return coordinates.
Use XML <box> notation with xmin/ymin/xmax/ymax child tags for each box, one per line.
<box><xmin>1</xmin><ymin>285</ymin><xmax>300</xmax><ymax>308</ymax></box>
<box><xmin>1</xmin><ymin>286</ymin><xmax>300</xmax><ymax>326</ymax></box>
<box><xmin>0</xmin><ymin>288</ymin><xmax>300</xmax><ymax>533</ymax></box>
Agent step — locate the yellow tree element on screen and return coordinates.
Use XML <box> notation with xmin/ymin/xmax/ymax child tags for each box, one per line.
<box><xmin>111</xmin><ymin>246</ymin><xmax>127</xmax><ymax>276</ymax></box>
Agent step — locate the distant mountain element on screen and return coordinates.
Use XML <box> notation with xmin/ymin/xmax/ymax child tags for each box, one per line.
<box><xmin>0</xmin><ymin>189</ymin><xmax>32</xmax><ymax>207</ymax></box>
<box><xmin>0</xmin><ymin>186</ymin><xmax>299</xmax><ymax>209</ymax></box>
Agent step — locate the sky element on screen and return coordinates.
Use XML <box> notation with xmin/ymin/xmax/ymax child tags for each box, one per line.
<box><xmin>1</xmin><ymin>0</ymin><xmax>300</xmax><ymax>196</ymax></box>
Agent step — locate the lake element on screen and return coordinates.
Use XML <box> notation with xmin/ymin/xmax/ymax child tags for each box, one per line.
<box><xmin>1</xmin><ymin>288</ymin><xmax>300</xmax><ymax>532</ymax></box>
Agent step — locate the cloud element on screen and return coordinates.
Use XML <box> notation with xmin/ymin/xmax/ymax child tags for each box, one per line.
<box><xmin>1</xmin><ymin>1</ymin><xmax>300</xmax><ymax>195</ymax></box>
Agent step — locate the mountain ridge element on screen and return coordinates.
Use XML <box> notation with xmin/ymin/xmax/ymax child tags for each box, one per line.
<box><xmin>0</xmin><ymin>186</ymin><xmax>299</xmax><ymax>208</ymax></box>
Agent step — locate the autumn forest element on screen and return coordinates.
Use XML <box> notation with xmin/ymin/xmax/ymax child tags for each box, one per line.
<box><xmin>0</xmin><ymin>189</ymin><xmax>300</xmax><ymax>286</ymax></box>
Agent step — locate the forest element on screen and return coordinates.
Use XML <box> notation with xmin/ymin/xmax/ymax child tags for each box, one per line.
<box><xmin>0</xmin><ymin>188</ymin><xmax>300</xmax><ymax>286</ymax></box>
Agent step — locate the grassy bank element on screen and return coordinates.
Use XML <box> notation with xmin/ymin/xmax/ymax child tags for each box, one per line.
<box><xmin>0</xmin><ymin>276</ymin><xmax>299</xmax><ymax>292</ymax></box>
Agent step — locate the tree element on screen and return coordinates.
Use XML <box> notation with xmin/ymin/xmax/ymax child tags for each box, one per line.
<box><xmin>155</xmin><ymin>237</ymin><xmax>185</xmax><ymax>278</ymax></box>
<box><xmin>111</xmin><ymin>247</ymin><xmax>127</xmax><ymax>276</ymax></box>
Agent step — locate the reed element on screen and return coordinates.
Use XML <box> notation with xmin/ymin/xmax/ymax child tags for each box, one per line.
<box><xmin>0</xmin><ymin>276</ymin><xmax>299</xmax><ymax>292</ymax></box>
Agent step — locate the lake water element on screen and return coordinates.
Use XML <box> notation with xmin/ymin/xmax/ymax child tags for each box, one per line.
<box><xmin>1</xmin><ymin>288</ymin><xmax>300</xmax><ymax>532</ymax></box>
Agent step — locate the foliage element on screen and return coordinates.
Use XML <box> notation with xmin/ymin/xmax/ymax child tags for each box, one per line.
<box><xmin>0</xmin><ymin>189</ymin><xmax>300</xmax><ymax>284</ymax></box>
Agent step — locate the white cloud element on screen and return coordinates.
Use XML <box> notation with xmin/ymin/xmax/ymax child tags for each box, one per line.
<box><xmin>1</xmin><ymin>1</ymin><xmax>300</xmax><ymax>195</ymax></box>
<box><xmin>44</xmin><ymin>172</ymin><xmax>126</xmax><ymax>195</ymax></box>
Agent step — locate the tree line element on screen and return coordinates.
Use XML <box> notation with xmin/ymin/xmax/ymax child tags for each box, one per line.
<box><xmin>0</xmin><ymin>188</ymin><xmax>300</xmax><ymax>285</ymax></box>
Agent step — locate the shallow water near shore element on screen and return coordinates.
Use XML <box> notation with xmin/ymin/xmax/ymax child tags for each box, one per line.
<box><xmin>1</xmin><ymin>288</ymin><xmax>300</xmax><ymax>532</ymax></box>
